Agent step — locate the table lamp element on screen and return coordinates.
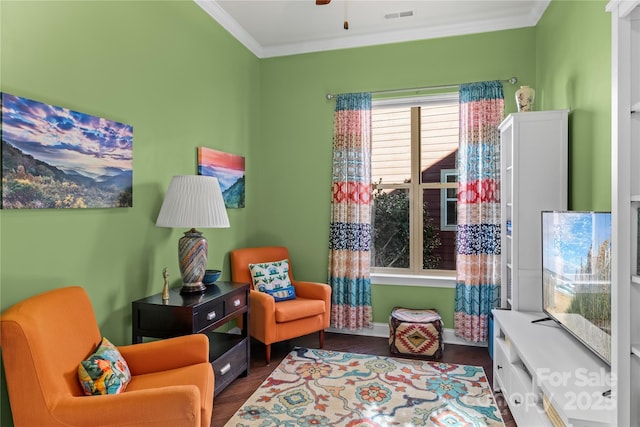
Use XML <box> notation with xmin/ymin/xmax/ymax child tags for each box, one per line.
<box><xmin>156</xmin><ymin>175</ymin><xmax>230</xmax><ymax>293</ymax></box>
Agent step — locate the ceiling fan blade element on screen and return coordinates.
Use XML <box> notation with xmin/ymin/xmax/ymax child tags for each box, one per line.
<box><xmin>316</xmin><ymin>0</ymin><xmax>331</xmax><ymax>5</ymax></box>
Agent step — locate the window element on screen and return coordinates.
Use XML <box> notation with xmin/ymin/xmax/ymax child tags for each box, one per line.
<box><xmin>371</xmin><ymin>93</ymin><xmax>459</xmax><ymax>275</ymax></box>
<box><xmin>440</xmin><ymin>169</ymin><xmax>458</xmax><ymax>232</ymax></box>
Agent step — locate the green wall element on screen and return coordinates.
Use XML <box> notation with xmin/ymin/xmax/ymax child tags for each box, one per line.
<box><xmin>0</xmin><ymin>0</ymin><xmax>612</xmax><ymax>425</ymax></box>
<box><xmin>536</xmin><ymin>0</ymin><xmax>611</xmax><ymax>210</ymax></box>
<box><xmin>0</xmin><ymin>0</ymin><xmax>261</xmax><ymax>332</ymax></box>
<box><xmin>257</xmin><ymin>29</ymin><xmax>538</xmax><ymax>326</ymax></box>
<box><xmin>0</xmin><ymin>2</ymin><xmax>260</xmax><ymax>424</ymax></box>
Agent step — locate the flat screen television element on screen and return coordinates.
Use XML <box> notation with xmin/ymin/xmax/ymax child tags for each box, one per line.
<box><xmin>541</xmin><ymin>211</ymin><xmax>612</xmax><ymax>365</ymax></box>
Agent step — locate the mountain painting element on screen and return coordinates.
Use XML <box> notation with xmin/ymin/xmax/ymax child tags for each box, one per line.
<box><xmin>1</xmin><ymin>93</ymin><xmax>133</xmax><ymax>209</ymax></box>
<box><xmin>197</xmin><ymin>147</ymin><xmax>245</xmax><ymax>208</ymax></box>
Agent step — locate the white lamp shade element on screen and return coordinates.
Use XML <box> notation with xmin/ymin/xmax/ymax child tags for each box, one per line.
<box><xmin>156</xmin><ymin>175</ymin><xmax>230</xmax><ymax>229</ymax></box>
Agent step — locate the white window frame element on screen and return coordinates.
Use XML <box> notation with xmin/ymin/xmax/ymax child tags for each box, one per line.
<box><xmin>370</xmin><ymin>93</ymin><xmax>459</xmax><ymax>284</ymax></box>
<box><xmin>440</xmin><ymin>169</ymin><xmax>458</xmax><ymax>232</ymax></box>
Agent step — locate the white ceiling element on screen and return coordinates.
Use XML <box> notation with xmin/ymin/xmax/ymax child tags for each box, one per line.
<box><xmin>195</xmin><ymin>0</ymin><xmax>551</xmax><ymax>58</ymax></box>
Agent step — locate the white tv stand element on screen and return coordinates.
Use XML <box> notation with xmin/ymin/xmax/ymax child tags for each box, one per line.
<box><xmin>492</xmin><ymin>310</ymin><xmax>614</xmax><ymax>427</ymax></box>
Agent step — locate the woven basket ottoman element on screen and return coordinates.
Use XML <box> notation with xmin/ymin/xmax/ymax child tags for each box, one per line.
<box><xmin>389</xmin><ymin>307</ymin><xmax>444</xmax><ymax>359</ymax></box>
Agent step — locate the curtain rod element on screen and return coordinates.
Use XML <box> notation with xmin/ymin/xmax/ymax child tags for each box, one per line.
<box><xmin>325</xmin><ymin>77</ymin><xmax>518</xmax><ymax>100</ymax></box>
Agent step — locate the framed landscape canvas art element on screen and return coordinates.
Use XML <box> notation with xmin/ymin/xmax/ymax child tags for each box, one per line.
<box><xmin>197</xmin><ymin>147</ymin><xmax>245</xmax><ymax>208</ymax></box>
<box><xmin>1</xmin><ymin>93</ymin><xmax>133</xmax><ymax>209</ymax></box>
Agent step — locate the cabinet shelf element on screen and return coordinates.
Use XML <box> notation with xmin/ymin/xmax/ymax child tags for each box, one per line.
<box><xmin>632</xmin><ymin>101</ymin><xmax>640</xmax><ymax>113</ymax></box>
<box><xmin>633</xmin><ymin>345</ymin><xmax>640</xmax><ymax>359</ymax></box>
<box><xmin>207</xmin><ymin>331</ymin><xmax>246</xmax><ymax>360</ymax></box>
<box><xmin>631</xmin><ymin>195</ymin><xmax>640</xmax><ymax>202</ymax></box>
<box><xmin>632</xmin><ymin>275</ymin><xmax>640</xmax><ymax>285</ymax></box>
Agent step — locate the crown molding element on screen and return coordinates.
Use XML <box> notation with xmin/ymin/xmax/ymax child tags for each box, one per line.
<box><xmin>606</xmin><ymin>0</ymin><xmax>640</xmax><ymax>16</ymax></box>
<box><xmin>261</xmin><ymin>14</ymin><xmax>543</xmax><ymax>58</ymax></box>
<box><xmin>194</xmin><ymin>0</ymin><xmax>265</xmax><ymax>58</ymax></box>
<box><xmin>529</xmin><ymin>0</ymin><xmax>552</xmax><ymax>23</ymax></box>
<box><xmin>195</xmin><ymin>0</ymin><xmax>551</xmax><ymax>59</ymax></box>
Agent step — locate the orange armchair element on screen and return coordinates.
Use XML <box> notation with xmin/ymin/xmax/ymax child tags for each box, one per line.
<box><xmin>0</xmin><ymin>286</ymin><xmax>214</xmax><ymax>427</ymax></box>
<box><xmin>230</xmin><ymin>246</ymin><xmax>331</xmax><ymax>364</ymax></box>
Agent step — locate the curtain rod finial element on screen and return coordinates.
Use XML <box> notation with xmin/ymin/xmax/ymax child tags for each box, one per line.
<box><xmin>508</xmin><ymin>77</ymin><xmax>518</xmax><ymax>85</ymax></box>
<box><xmin>326</xmin><ymin>93</ymin><xmax>335</xmax><ymax>100</ymax></box>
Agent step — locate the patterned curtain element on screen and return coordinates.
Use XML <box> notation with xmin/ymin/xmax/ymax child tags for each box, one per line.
<box><xmin>328</xmin><ymin>92</ymin><xmax>373</xmax><ymax>330</ymax></box>
<box><xmin>454</xmin><ymin>81</ymin><xmax>504</xmax><ymax>342</ymax></box>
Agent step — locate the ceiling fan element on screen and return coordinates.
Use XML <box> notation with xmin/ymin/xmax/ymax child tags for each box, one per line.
<box><xmin>315</xmin><ymin>0</ymin><xmax>350</xmax><ymax>30</ymax></box>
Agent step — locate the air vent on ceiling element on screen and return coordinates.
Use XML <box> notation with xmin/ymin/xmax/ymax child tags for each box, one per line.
<box><xmin>384</xmin><ymin>10</ymin><xmax>414</xmax><ymax>20</ymax></box>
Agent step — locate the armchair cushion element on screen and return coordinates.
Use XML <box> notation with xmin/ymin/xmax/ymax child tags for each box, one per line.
<box><xmin>78</xmin><ymin>337</ymin><xmax>131</xmax><ymax>396</ymax></box>
<box><xmin>249</xmin><ymin>259</ymin><xmax>296</xmax><ymax>301</ymax></box>
<box><xmin>274</xmin><ymin>297</ymin><xmax>326</xmax><ymax>323</ymax></box>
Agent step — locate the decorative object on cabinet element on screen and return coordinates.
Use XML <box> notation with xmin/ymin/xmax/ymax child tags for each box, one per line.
<box><xmin>132</xmin><ymin>281</ymin><xmax>250</xmax><ymax>397</ymax></box>
<box><xmin>197</xmin><ymin>146</ymin><xmax>245</xmax><ymax>208</ymax></box>
<box><xmin>499</xmin><ymin>110</ymin><xmax>568</xmax><ymax>312</ymax></box>
<box><xmin>156</xmin><ymin>175</ymin><xmax>230</xmax><ymax>293</ymax></box>
<box><xmin>607</xmin><ymin>1</ymin><xmax>640</xmax><ymax>425</ymax></box>
<box><xmin>515</xmin><ymin>85</ymin><xmax>535</xmax><ymax>112</ymax></box>
<box><xmin>162</xmin><ymin>267</ymin><xmax>170</xmax><ymax>302</ymax></box>
<box><xmin>1</xmin><ymin>93</ymin><xmax>133</xmax><ymax>209</ymax></box>
<box><xmin>203</xmin><ymin>268</ymin><xmax>222</xmax><ymax>284</ymax></box>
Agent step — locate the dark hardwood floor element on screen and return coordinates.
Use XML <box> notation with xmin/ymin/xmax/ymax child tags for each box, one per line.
<box><xmin>211</xmin><ymin>332</ymin><xmax>515</xmax><ymax>427</ymax></box>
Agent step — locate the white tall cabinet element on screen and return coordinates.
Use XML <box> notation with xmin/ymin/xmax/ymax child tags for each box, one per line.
<box><xmin>499</xmin><ymin>110</ymin><xmax>568</xmax><ymax>312</ymax></box>
<box><xmin>608</xmin><ymin>1</ymin><xmax>640</xmax><ymax>425</ymax></box>
<box><xmin>495</xmin><ymin>110</ymin><xmax>617</xmax><ymax>427</ymax></box>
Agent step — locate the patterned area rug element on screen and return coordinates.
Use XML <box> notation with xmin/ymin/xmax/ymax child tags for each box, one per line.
<box><xmin>225</xmin><ymin>348</ymin><xmax>504</xmax><ymax>427</ymax></box>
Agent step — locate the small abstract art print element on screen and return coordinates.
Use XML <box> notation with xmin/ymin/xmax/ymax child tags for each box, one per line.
<box><xmin>1</xmin><ymin>93</ymin><xmax>133</xmax><ymax>209</ymax></box>
<box><xmin>197</xmin><ymin>147</ymin><xmax>245</xmax><ymax>208</ymax></box>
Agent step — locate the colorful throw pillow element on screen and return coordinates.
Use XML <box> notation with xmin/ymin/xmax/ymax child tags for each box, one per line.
<box><xmin>249</xmin><ymin>259</ymin><xmax>296</xmax><ymax>301</ymax></box>
<box><xmin>78</xmin><ymin>337</ymin><xmax>131</xmax><ymax>396</ymax></box>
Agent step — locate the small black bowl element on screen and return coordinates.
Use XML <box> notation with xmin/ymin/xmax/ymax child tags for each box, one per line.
<box><xmin>203</xmin><ymin>269</ymin><xmax>221</xmax><ymax>285</ymax></box>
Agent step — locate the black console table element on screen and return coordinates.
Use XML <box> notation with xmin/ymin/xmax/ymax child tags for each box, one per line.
<box><xmin>131</xmin><ymin>281</ymin><xmax>250</xmax><ymax>396</ymax></box>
